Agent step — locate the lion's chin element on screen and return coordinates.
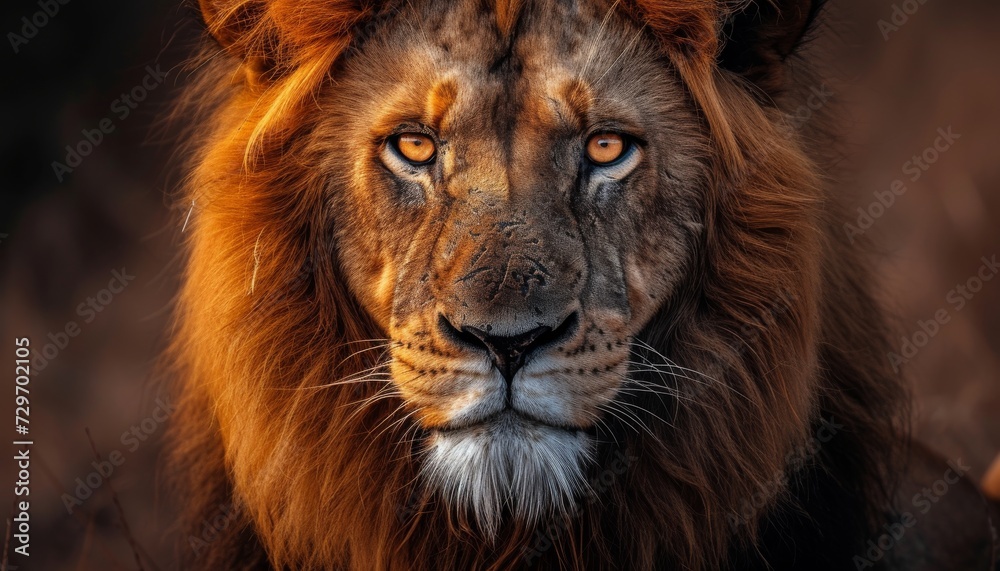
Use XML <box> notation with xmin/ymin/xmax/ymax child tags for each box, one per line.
<box><xmin>420</xmin><ymin>411</ymin><xmax>593</xmax><ymax>537</ymax></box>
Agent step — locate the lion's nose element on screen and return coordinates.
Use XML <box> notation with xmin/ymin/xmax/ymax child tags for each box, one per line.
<box><xmin>439</xmin><ymin>313</ymin><xmax>578</xmax><ymax>383</ymax></box>
<box><xmin>462</xmin><ymin>324</ymin><xmax>551</xmax><ymax>383</ymax></box>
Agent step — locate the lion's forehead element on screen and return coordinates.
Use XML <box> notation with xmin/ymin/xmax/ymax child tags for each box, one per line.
<box><xmin>351</xmin><ymin>0</ymin><xmax>664</xmax><ymax>138</ymax></box>
<box><xmin>425</xmin><ymin>0</ymin><xmax>605</xmax><ymax>67</ymax></box>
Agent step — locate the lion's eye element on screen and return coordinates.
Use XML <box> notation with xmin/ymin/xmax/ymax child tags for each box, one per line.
<box><xmin>585</xmin><ymin>133</ymin><xmax>627</xmax><ymax>165</ymax></box>
<box><xmin>394</xmin><ymin>133</ymin><xmax>437</xmax><ymax>165</ymax></box>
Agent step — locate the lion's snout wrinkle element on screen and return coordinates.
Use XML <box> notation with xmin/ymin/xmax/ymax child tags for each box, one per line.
<box><xmin>430</xmin><ymin>201</ymin><xmax>586</xmax><ymax>336</ymax></box>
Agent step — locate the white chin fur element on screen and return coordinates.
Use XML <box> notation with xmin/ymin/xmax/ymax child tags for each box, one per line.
<box><xmin>421</xmin><ymin>413</ymin><xmax>592</xmax><ymax>537</ymax></box>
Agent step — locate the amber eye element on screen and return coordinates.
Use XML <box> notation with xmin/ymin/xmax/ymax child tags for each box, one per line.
<box><xmin>585</xmin><ymin>133</ymin><xmax>627</xmax><ymax>165</ymax></box>
<box><xmin>394</xmin><ymin>133</ymin><xmax>437</xmax><ymax>164</ymax></box>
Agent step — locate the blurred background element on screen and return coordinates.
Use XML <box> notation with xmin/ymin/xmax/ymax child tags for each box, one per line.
<box><xmin>0</xmin><ymin>0</ymin><xmax>998</xmax><ymax>568</ymax></box>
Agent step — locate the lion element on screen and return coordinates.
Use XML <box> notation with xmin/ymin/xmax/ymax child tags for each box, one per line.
<box><xmin>168</xmin><ymin>0</ymin><xmax>1000</xmax><ymax>569</ymax></box>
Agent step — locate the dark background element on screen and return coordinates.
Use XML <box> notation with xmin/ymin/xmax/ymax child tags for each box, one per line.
<box><xmin>1</xmin><ymin>0</ymin><xmax>998</xmax><ymax>568</ymax></box>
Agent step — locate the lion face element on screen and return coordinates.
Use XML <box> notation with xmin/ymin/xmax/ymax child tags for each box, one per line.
<box><xmin>184</xmin><ymin>0</ymin><xmax>864</xmax><ymax>566</ymax></box>
<box><xmin>324</xmin><ymin>0</ymin><xmax>705</xmax><ymax>526</ymax></box>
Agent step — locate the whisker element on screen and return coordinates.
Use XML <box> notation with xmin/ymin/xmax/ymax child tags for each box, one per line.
<box><xmin>579</xmin><ymin>0</ymin><xmax>622</xmax><ymax>78</ymax></box>
<box><xmin>337</xmin><ymin>361</ymin><xmax>393</xmax><ymax>380</ymax></box>
<box><xmin>287</xmin><ymin>374</ymin><xmax>393</xmax><ymax>392</ymax></box>
<box><xmin>630</xmin><ymin>339</ymin><xmax>716</xmax><ymax>381</ymax></box>
<box><xmin>598</xmin><ymin>402</ymin><xmax>651</xmax><ymax>443</ymax></box>
<box><xmin>584</xmin><ymin>409</ymin><xmax>620</xmax><ymax>447</ymax></box>
<box><xmin>592</xmin><ymin>24</ymin><xmax>647</xmax><ymax>87</ymax></box>
<box><xmin>615</xmin><ymin>384</ymin><xmax>686</xmax><ymax>405</ymax></box>
<box><xmin>333</xmin><ymin>338</ymin><xmax>396</xmax><ymax>346</ymax></box>
<box><xmin>628</xmin><ymin>339</ymin><xmax>752</xmax><ymax>402</ymax></box>
<box><xmin>286</xmin><ymin>363</ymin><xmax>394</xmax><ymax>392</ymax></box>
<box><xmin>337</xmin><ymin>342</ymin><xmax>396</xmax><ymax>367</ymax></box>
<box><xmin>613</xmin><ymin>397</ymin><xmax>676</xmax><ymax>430</ymax></box>
<box><xmin>340</xmin><ymin>389</ymin><xmax>404</xmax><ymax>426</ymax></box>
<box><xmin>598</xmin><ymin>400</ymin><xmax>664</xmax><ymax>445</ymax></box>
<box><xmin>623</xmin><ymin>361</ymin><xmax>697</xmax><ymax>397</ymax></box>
<box><xmin>357</xmin><ymin>404</ymin><xmax>418</xmax><ymax>471</ymax></box>
<box><xmin>617</xmin><ymin>371</ymin><xmax>689</xmax><ymax>398</ymax></box>
<box><xmin>370</xmin><ymin>400</ymin><xmax>413</xmax><ymax>441</ymax></box>
<box><xmin>611</xmin><ymin>393</ymin><xmax>675</xmax><ymax>427</ymax></box>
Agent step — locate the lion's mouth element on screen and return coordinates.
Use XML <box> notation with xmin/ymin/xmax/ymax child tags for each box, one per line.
<box><xmin>431</xmin><ymin>408</ymin><xmax>586</xmax><ymax>436</ymax></box>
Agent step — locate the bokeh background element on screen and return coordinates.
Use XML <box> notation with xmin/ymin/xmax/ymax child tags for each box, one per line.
<box><xmin>1</xmin><ymin>0</ymin><xmax>998</xmax><ymax>568</ymax></box>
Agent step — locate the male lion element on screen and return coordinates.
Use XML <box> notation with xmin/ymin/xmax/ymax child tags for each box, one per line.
<box><xmin>169</xmin><ymin>0</ymin><xmax>1000</xmax><ymax>569</ymax></box>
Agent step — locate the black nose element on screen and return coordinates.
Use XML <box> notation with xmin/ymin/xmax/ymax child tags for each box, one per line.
<box><xmin>441</xmin><ymin>313</ymin><xmax>578</xmax><ymax>383</ymax></box>
<box><xmin>463</xmin><ymin>325</ymin><xmax>551</xmax><ymax>382</ymax></box>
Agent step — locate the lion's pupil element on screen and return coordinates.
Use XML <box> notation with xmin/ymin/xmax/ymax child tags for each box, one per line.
<box><xmin>397</xmin><ymin>134</ymin><xmax>436</xmax><ymax>164</ymax></box>
<box><xmin>587</xmin><ymin>133</ymin><xmax>625</xmax><ymax>165</ymax></box>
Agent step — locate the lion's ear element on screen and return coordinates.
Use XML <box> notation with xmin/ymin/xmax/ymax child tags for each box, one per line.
<box><xmin>198</xmin><ymin>0</ymin><xmax>252</xmax><ymax>51</ymax></box>
<box><xmin>624</xmin><ymin>0</ymin><xmax>824</xmax><ymax>171</ymax></box>
<box><xmin>626</xmin><ymin>0</ymin><xmax>823</xmax><ymax>94</ymax></box>
<box><xmin>718</xmin><ymin>0</ymin><xmax>826</xmax><ymax>94</ymax></box>
<box><xmin>197</xmin><ymin>0</ymin><xmax>375</xmax><ymax>81</ymax></box>
<box><xmin>198</xmin><ymin>0</ymin><xmax>273</xmax><ymax>74</ymax></box>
